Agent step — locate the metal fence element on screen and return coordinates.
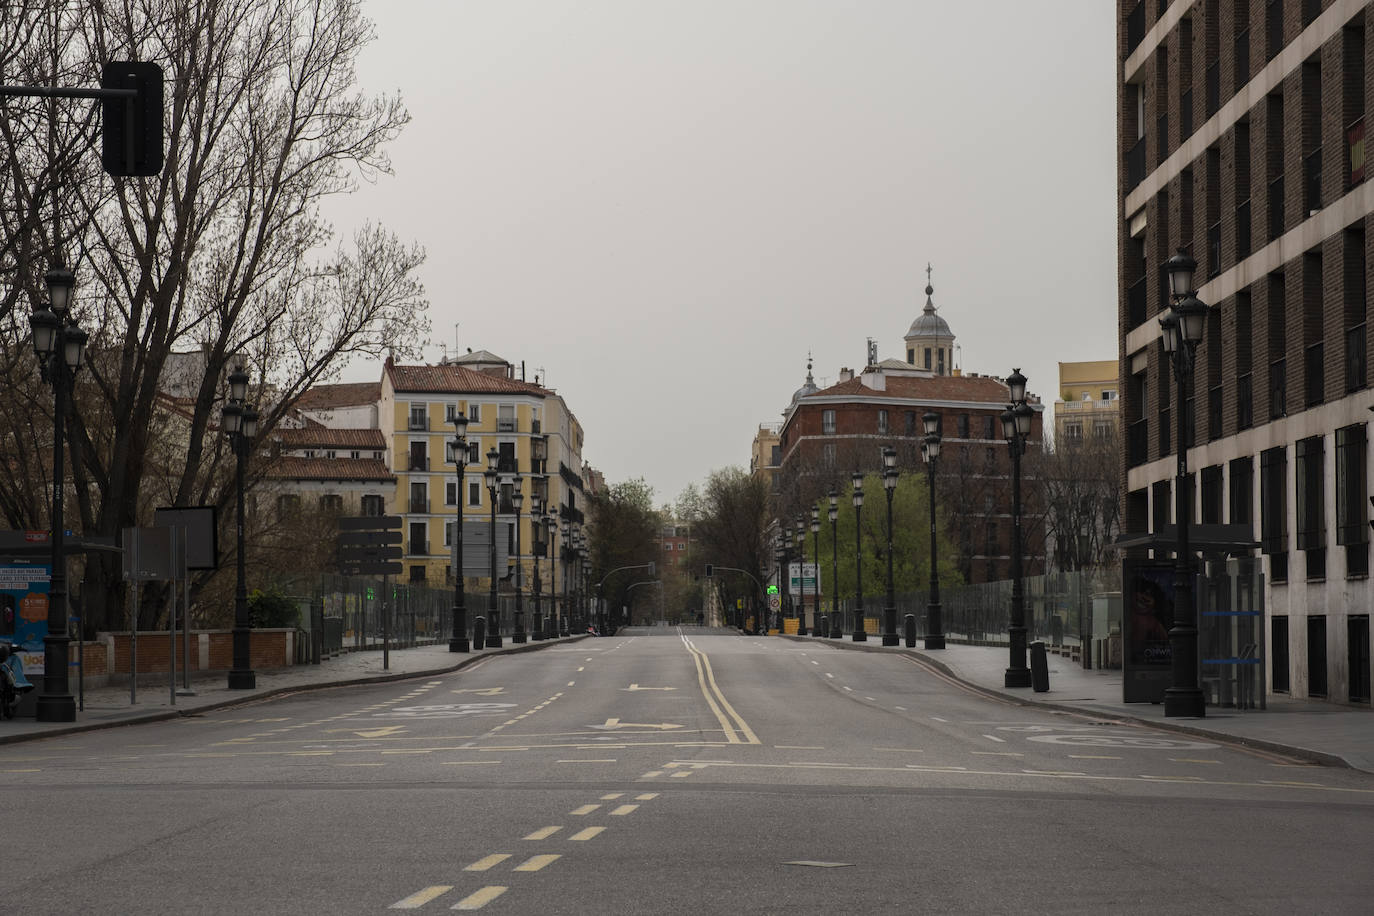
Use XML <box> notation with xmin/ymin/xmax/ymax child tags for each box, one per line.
<box><xmin>285</xmin><ymin>574</ymin><xmax>576</xmax><ymax>657</ymax></box>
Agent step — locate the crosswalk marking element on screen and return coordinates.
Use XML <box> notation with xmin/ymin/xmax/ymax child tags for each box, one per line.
<box><xmin>389</xmin><ymin>885</ymin><xmax>452</xmax><ymax>909</ymax></box>
<box><xmin>569</xmin><ymin>827</ymin><xmax>605</xmax><ymax>841</ymax></box>
<box><xmin>569</xmin><ymin>804</ymin><xmax>600</xmax><ymax>815</ymax></box>
<box><xmin>523</xmin><ymin>826</ymin><xmax>561</xmax><ymax>840</ymax></box>
<box><xmin>464</xmin><ymin>854</ymin><xmax>511</xmax><ymax>872</ymax></box>
<box><xmin>451</xmin><ymin>886</ymin><xmax>507</xmax><ymax>910</ymax></box>
<box><xmin>609</xmin><ymin>804</ymin><xmax>638</xmax><ymax>816</ymax></box>
<box><xmin>513</xmin><ymin>854</ymin><xmax>561</xmax><ymax>872</ymax></box>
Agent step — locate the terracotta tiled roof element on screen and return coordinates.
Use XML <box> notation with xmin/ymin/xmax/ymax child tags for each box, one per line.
<box><xmin>263</xmin><ymin>457</ymin><xmax>395</xmax><ymax>481</ymax></box>
<box><xmin>386</xmin><ymin>362</ymin><xmax>547</xmax><ymax>396</ymax></box>
<box><xmin>295</xmin><ymin>381</ymin><xmax>381</xmax><ymax>410</ymax></box>
<box><xmin>807</xmin><ymin>373</ymin><xmax>1014</xmax><ymax>403</ymax></box>
<box><xmin>273</xmin><ymin>427</ymin><xmax>386</xmax><ymax>450</ymax></box>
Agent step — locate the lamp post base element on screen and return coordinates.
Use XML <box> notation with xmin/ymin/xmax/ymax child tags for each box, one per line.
<box><xmin>829</xmin><ymin>624</ymin><xmax>842</xmax><ymax>638</ymax></box>
<box><xmin>228</xmin><ymin>669</ymin><xmax>256</xmax><ymax>690</ymax></box>
<box><xmin>851</xmin><ymin>629</ymin><xmax>867</xmax><ymax>642</ymax></box>
<box><xmin>881</xmin><ymin>634</ymin><xmax>899</xmax><ymax>647</ymax></box>
<box><xmin>35</xmin><ymin>694</ymin><xmax>75</xmax><ymax>723</ymax></box>
<box><xmin>1164</xmin><ymin>688</ymin><xmax>1206</xmax><ymax>718</ymax></box>
<box><xmin>449</xmin><ymin>637</ymin><xmax>470</xmax><ymax>652</ymax></box>
<box><xmin>485</xmin><ymin>634</ymin><xmax>502</xmax><ymax>649</ymax></box>
<box><xmin>1004</xmin><ymin>666</ymin><xmax>1031</xmax><ymax>689</ymax></box>
<box><xmin>924</xmin><ymin>635</ymin><xmax>946</xmax><ymax>650</ymax></box>
<box><xmin>512</xmin><ymin>632</ymin><xmax>527</xmax><ymax>644</ymax></box>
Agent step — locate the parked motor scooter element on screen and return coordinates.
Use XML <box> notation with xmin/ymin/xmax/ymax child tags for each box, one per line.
<box><xmin>0</xmin><ymin>643</ymin><xmax>35</xmax><ymax>719</ymax></box>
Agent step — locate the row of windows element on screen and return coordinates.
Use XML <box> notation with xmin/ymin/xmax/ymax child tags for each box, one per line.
<box><xmin>819</xmin><ymin>409</ymin><xmax>1002</xmax><ymax>438</ymax></box>
<box><xmin>299</xmin><ymin>449</ymin><xmax>381</xmax><ymax>460</ymax></box>
<box><xmin>409</xmin><ymin>402</ymin><xmax>530</xmax><ymax>431</ymax></box>
<box><xmin>1139</xmin><ymin>422</ymin><xmax>1369</xmax><ymax>584</ymax></box>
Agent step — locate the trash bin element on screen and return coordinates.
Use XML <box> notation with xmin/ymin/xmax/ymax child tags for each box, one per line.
<box><xmin>1030</xmin><ymin>640</ymin><xmax>1049</xmax><ymax>693</ymax></box>
<box><xmin>904</xmin><ymin>614</ymin><xmax>916</xmax><ymax>648</ymax></box>
<box><xmin>473</xmin><ymin>616</ymin><xmax>486</xmax><ymax>649</ymax></box>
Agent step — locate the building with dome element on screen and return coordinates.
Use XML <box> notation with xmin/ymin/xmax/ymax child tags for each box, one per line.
<box><xmin>768</xmin><ymin>269</ymin><xmax>1045</xmax><ymax>587</ymax></box>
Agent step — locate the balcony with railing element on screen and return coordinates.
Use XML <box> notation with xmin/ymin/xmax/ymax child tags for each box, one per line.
<box><xmin>1236</xmin><ymin>199</ymin><xmax>1251</xmax><ymax>259</ymax></box>
<box><xmin>410</xmin><ymin>498</ymin><xmax>429</xmax><ymax>514</ymax></box>
<box><xmin>408</xmin><ymin>455</ymin><xmax>429</xmax><ymax>472</ymax></box>
<box><xmin>1237</xmin><ymin>372</ymin><xmax>1253</xmax><ymax>430</ymax></box>
<box><xmin>408</xmin><ymin>414</ymin><xmax>429</xmax><ymax>431</ymax></box>
<box><xmin>1268</xmin><ymin>174</ymin><xmax>1284</xmax><ymax>240</ymax></box>
<box><xmin>1127</xmin><ymin>276</ymin><xmax>1147</xmax><ymax>327</ymax></box>
<box><xmin>1269</xmin><ymin>358</ymin><xmax>1287</xmax><ymax>419</ymax></box>
<box><xmin>1128</xmin><ymin>418</ymin><xmax>1149</xmax><ymax>468</ymax></box>
<box><xmin>497</xmin><ymin>417</ymin><xmax>517</xmax><ymax>432</ymax></box>
<box><xmin>1346</xmin><ymin>324</ymin><xmax>1367</xmax><ymax>392</ymax></box>
<box><xmin>1305</xmin><ymin>341</ymin><xmax>1325</xmax><ymax>406</ymax></box>
<box><xmin>1126</xmin><ymin>137</ymin><xmax>1146</xmax><ymax>190</ymax></box>
<box><xmin>1126</xmin><ymin>1</ymin><xmax>1145</xmax><ymax>53</ymax></box>
<box><xmin>1304</xmin><ymin>148</ymin><xmax>1322</xmax><ymax>214</ymax></box>
<box><xmin>409</xmin><ymin>539</ymin><xmax>429</xmax><ymax>556</ymax></box>
<box><xmin>1208</xmin><ymin>385</ymin><xmax>1223</xmax><ymax>441</ymax></box>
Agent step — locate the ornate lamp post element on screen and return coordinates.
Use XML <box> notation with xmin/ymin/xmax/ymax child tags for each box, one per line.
<box><xmin>922</xmin><ymin>412</ymin><xmax>945</xmax><ymax>650</ymax></box>
<box><xmin>31</xmin><ymin>266</ymin><xmax>86</xmax><ymax>721</ymax></box>
<box><xmin>511</xmin><ymin>478</ymin><xmax>526</xmax><ymax>643</ymax></box>
<box><xmin>546</xmin><ymin>510</ymin><xmax>560</xmax><ymax>639</ymax></box>
<box><xmin>802</xmin><ymin>508</ymin><xmax>813</xmax><ymax>637</ymax></box>
<box><xmin>530</xmin><ymin>494</ymin><xmax>544</xmax><ymax>640</ymax></box>
<box><xmin>1003</xmin><ymin>369</ymin><xmax>1033</xmax><ymax>688</ymax></box>
<box><xmin>221</xmin><ymin>366</ymin><xmax>259</xmax><ymax>689</ymax></box>
<box><xmin>1160</xmin><ymin>249</ymin><xmax>1209</xmax><ymax>718</ymax></box>
<box><xmin>560</xmin><ymin>521</ymin><xmax>573</xmax><ymax>637</ymax></box>
<box><xmin>482</xmin><ymin>447</ymin><xmax>502</xmax><ymax>648</ymax></box>
<box><xmin>772</xmin><ymin>541</ymin><xmax>785</xmax><ymax>634</ymax></box>
<box><xmin>795</xmin><ymin>516</ymin><xmax>808</xmax><ymax>635</ymax></box>
<box><xmin>447</xmin><ymin>413</ymin><xmax>470</xmax><ymax>652</ymax></box>
<box><xmin>828</xmin><ymin>489</ymin><xmax>841</xmax><ymax>638</ymax></box>
<box><xmin>881</xmin><ymin>447</ymin><xmax>899</xmax><ymax>646</ymax></box>
<box><xmin>851</xmin><ymin>470</ymin><xmax>867</xmax><ymax>642</ymax></box>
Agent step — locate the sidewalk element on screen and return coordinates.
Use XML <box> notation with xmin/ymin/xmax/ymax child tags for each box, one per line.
<box><xmin>0</xmin><ymin>633</ymin><xmax>589</xmax><ymax>746</ymax></box>
<box><xmin>783</xmin><ymin>633</ymin><xmax>1374</xmax><ymax>774</ymax></box>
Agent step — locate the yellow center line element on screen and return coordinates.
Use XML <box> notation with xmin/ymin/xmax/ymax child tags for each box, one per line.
<box><xmin>568</xmin><ymin>827</ymin><xmax>605</xmax><ymax>841</ymax></box>
<box><xmin>442</xmin><ymin>761</ymin><xmax>502</xmax><ymax>766</ymax></box>
<box><xmin>451</xmin><ymin>886</ymin><xmax>507</xmax><ymax>910</ymax></box>
<box><xmin>523</xmin><ymin>826</ymin><xmax>561</xmax><ymax>841</ymax></box>
<box><xmin>513</xmin><ymin>854</ymin><xmax>561</xmax><ymax>872</ymax></box>
<box><xmin>388</xmin><ymin>885</ymin><xmax>452</xmax><ymax>909</ymax></box>
<box><xmin>1069</xmin><ymin>755</ymin><xmax>1121</xmax><ymax>760</ymax></box>
<box><xmin>464</xmin><ymin>854</ymin><xmax>511</xmax><ymax>872</ymax></box>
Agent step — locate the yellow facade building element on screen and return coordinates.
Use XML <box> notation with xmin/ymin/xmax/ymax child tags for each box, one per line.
<box><xmin>1054</xmin><ymin>360</ymin><xmax>1119</xmax><ymax>447</ymax></box>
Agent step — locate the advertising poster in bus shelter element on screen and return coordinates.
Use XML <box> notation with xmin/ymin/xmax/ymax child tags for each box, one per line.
<box><xmin>0</xmin><ymin>560</ymin><xmax>51</xmax><ymax>675</ymax></box>
<box><xmin>1122</xmin><ymin>559</ymin><xmax>1174</xmax><ymax>703</ymax></box>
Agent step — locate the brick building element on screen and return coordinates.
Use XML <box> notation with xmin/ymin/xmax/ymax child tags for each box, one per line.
<box><xmin>775</xmin><ymin>276</ymin><xmax>1045</xmax><ymax>584</ymax></box>
<box><xmin>1117</xmin><ymin>0</ymin><xmax>1374</xmax><ymax>703</ymax></box>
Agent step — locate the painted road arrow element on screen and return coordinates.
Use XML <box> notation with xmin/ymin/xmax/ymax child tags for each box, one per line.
<box><xmin>324</xmin><ymin>726</ymin><xmax>407</xmax><ymax>739</ymax></box>
<box><xmin>590</xmin><ymin>718</ymin><xmax>683</xmax><ymax>730</ymax></box>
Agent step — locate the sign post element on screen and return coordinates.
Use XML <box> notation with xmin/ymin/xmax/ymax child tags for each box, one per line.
<box><xmin>337</xmin><ymin>517</ymin><xmax>403</xmax><ymax>670</ymax></box>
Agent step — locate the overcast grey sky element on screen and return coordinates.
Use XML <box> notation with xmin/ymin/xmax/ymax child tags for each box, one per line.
<box><xmin>327</xmin><ymin>0</ymin><xmax>1118</xmax><ymax>508</ymax></box>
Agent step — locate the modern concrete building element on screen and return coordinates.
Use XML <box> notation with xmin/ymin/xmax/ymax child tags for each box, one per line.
<box><xmin>1117</xmin><ymin>0</ymin><xmax>1373</xmax><ymax>703</ymax></box>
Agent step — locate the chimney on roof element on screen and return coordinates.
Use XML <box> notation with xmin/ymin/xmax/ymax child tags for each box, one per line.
<box><xmin>839</xmin><ymin>367</ymin><xmax>853</xmax><ymax>383</ymax></box>
<box><xmin>861</xmin><ymin>367</ymin><xmax>886</xmax><ymax>391</ymax></box>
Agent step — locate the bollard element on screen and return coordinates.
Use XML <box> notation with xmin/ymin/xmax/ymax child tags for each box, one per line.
<box><xmin>473</xmin><ymin>616</ymin><xmax>486</xmax><ymax>651</ymax></box>
<box><xmin>1030</xmin><ymin>640</ymin><xmax>1049</xmax><ymax>692</ymax></box>
<box><xmin>818</xmin><ymin>615</ymin><xmax>827</xmax><ymax>638</ymax></box>
<box><xmin>904</xmin><ymin>614</ymin><xmax>916</xmax><ymax>648</ymax></box>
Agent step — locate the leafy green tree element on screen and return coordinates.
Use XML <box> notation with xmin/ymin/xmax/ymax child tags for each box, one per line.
<box><xmin>587</xmin><ymin>478</ymin><xmax>662</xmax><ymax>630</ymax></box>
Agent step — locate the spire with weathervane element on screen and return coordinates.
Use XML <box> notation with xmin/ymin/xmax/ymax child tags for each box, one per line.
<box><xmin>904</xmin><ymin>263</ymin><xmax>956</xmax><ymax>376</ymax></box>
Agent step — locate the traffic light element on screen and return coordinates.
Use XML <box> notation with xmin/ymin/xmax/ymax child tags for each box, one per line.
<box><xmin>705</xmin><ymin>564</ymin><xmax>713</xmax><ymax>578</ymax></box>
<box><xmin>101</xmin><ymin>61</ymin><xmax>164</xmax><ymax>176</ymax></box>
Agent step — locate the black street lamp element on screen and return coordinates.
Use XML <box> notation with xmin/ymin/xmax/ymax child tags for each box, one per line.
<box><xmin>530</xmin><ymin>493</ymin><xmax>544</xmax><ymax>640</ymax></box>
<box><xmin>483</xmin><ymin>447</ymin><xmax>502</xmax><ymax>648</ymax></box>
<box><xmin>922</xmin><ymin>412</ymin><xmax>945</xmax><ymax>650</ymax></box>
<box><xmin>546</xmin><ymin>510</ymin><xmax>560</xmax><ymax>639</ymax></box>
<box><xmin>1160</xmin><ymin>249</ymin><xmax>1209</xmax><ymax>718</ymax></box>
<box><xmin>31</xmin><ymin>265</ymin><xmax>86</xmax><ymax>721</ymax></box>
<box><xmin>511</xmin><ymin>478</ymin><xmax>526</xmax><ymax>643</ymax></box>
<box><xmin>795</xmin><ymin>516</ymin><xmax>808</xmax><ymax>636</ymax></box>
<box><xmin>448</xmin><ymin>413</ymin><xmax>470</xmax><ymax>652</ymax></box>
<box><xmin>828</xmin><ymin>489</ymin><xmax>841</xmax><ymax>638</ymax></box>
<box><xmin>1003</xmin><ymin>369</ymin><xmax>1033</xmax><ymax>688</ymax></box>
<box><xmin>881</xmin><ymin>447</ymin><xmax>899</xmax><ymax>647</ymax></box>
<box><xmin>802</xmin><ymin>508</ymin><xmax>813</xmax><ymax>637</ymax></box>
<box><xmin>221</xmin><ymin>365</ymin><xmax>259</xmax><ymax>689</ymax></box>
<box><xmin>560</xmin><ymin>521</ymin><xmax>573</xmax><ymax>637</ymax></box>
<box><xmin>773</xmin><ymin>541</ymin><xmax>785</xmax><ymax>634</ymax></box>
<box><xmin>851</xmin><ymin>470</ymin><xmax>867</xmax><ymax>642</ymax></box>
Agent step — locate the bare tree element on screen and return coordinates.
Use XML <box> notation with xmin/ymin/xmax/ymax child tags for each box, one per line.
<box><xmin>0</xmin><ymin>1</ymin><xmax>429</xmax><ymax>631</ymax></box>
<box><xmin>1037</xmin><ymin>431</ymin><xmax>1121</xmax><ymax>572</ymax></box>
